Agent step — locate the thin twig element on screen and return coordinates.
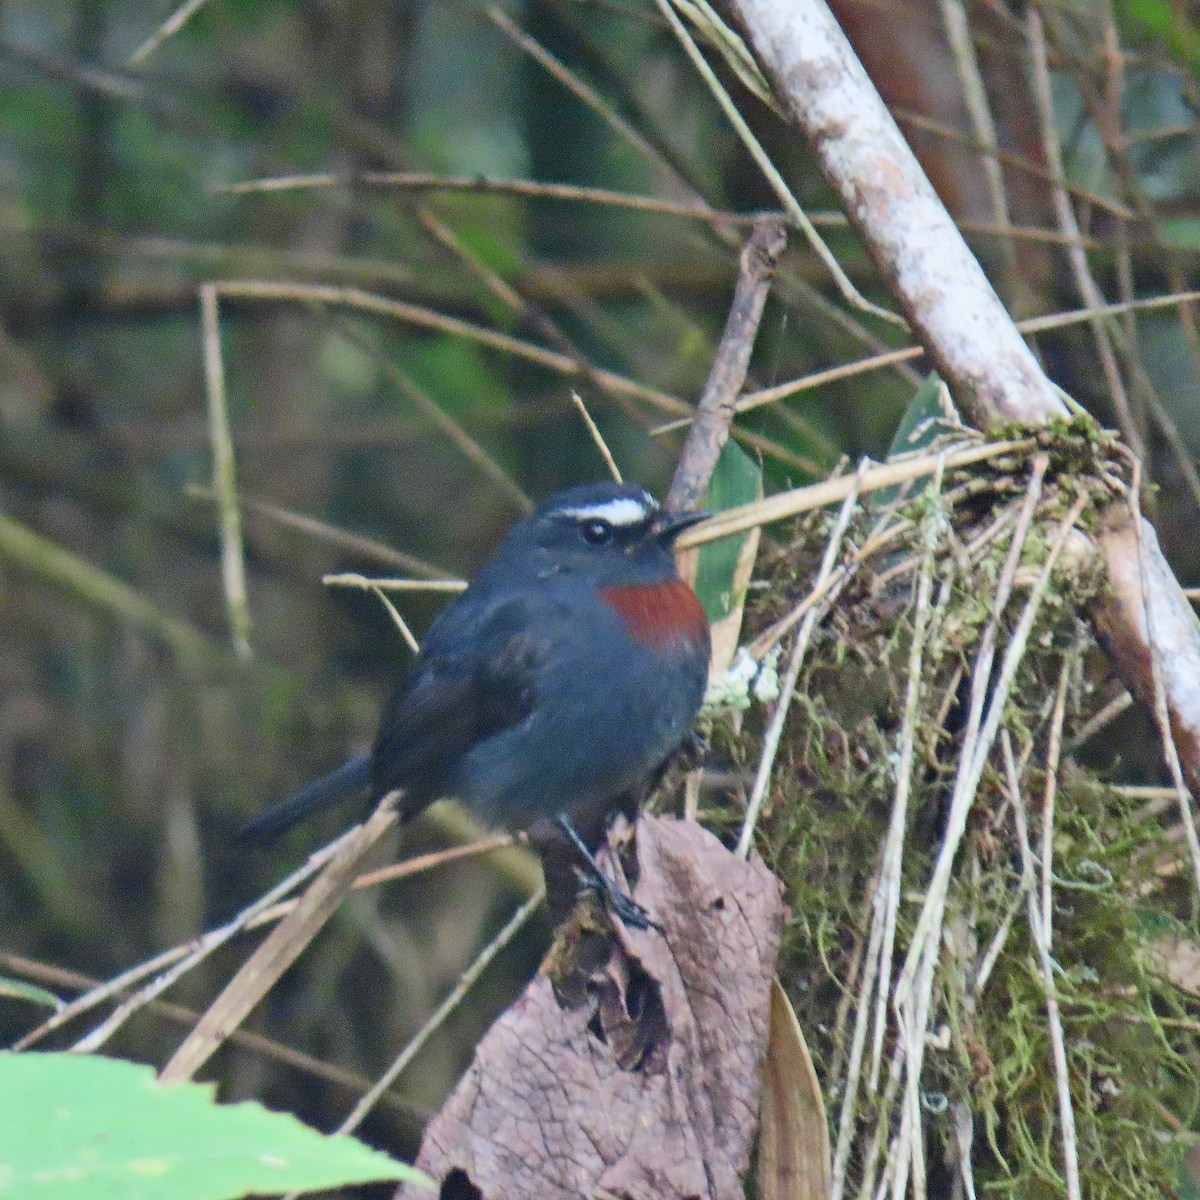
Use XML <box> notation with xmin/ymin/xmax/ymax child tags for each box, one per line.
<box><xmin>668</xmin><ymin>217</ymin><xmax>788</xmax><ymax>511</ymax></box>
<box><xmin>217</xmin><ymin>169</ymin><xmax>777</xmax><ymax>227</ymax></box>
<box><xmin>936</xmin><ymin>0</ymin><xmax>1016</xmax><ymax>273</ymax></box>
<box><xmin>207</xmin><ymin>279</ymin><xmax>816</xmax><ymax>475</ymax></box>
<box><xmin>830</xmin><ymin>461</ymin><xmax>943</xmax><ymax>1200</ymax></box>
<box><xmin>1026</xmin><ymin>9</ymin><xmax>1143</xmax><ymax>463</ymax></box>
<box><xmin>737</xmin><ymin>461</ymin><xmax>869</xmax><ymax>858</ymax></box>
<box><xmin>888</xmin><ymin>457</ymin><xmax>1049</xmax><ymax>1196</ymax></box>
<box><xmin>748</xmin><ymin>517</ymin><xmax>913</xmax><ymax>659</ymax></box>
<box><xmin>17</xmin><ymin>829</ymin><xmax>516</xmax><ymax>1051</ymax></box>
<box><xmin>486</xmin><ymin>7</ymin><xmax>694</xmax><ymax>197</ymax></box>
<box><xmin>0</xmin><ymin>510</ymin><xmax>214</xmax><ymax>666</ymax></box>
<box><xmin>28</xmin><ymin>829</ymin><xmax>359</xmax><ymax>1053</ymax></box>
<box><xmin>0</xmin><ymin>953</ymin><xmax>426</xmax><ymax>1120</ymax></box>
<box><xmin>323</xmin><ymin>573</ymin><xmax>467</xmax><ymax>593</ymax></box>
<box><xmin>334</xmin><ymin>885</ymin><xmax>546</xmax><ymax>1136</ymax></box>
<box><xmin>321</xmin><ymin>306</ymin><xmax>533</xmax><ymax>514</ymax></box>
<box><xmin>159</xmin><ymin>798</ymin><xmax>400</xmax><ymax>1083</ymax></box>
<box><xmin>1040</xmin><ymin>663</ymin><xmax>1072</xmax><ymax>943</ymax></box>
<box><xmin>656</xmin><ymin>0</ymin><xmax>903</xmax><ymax>326</ymax></box>
<box><xmin>126</xmin><ymin>0</ymin><xmax>213</xmax><ymax>65</ymax></box>
<box><xmin>869</xmin><ymin>459</ymin><xmax>944</xmax><ymax>1089</ymax></box>
<box><xmin>1127</xmin><ymin>464</ymin><xmax>1200</xmax><ymax>895</ymax></box>
<box><xmin>677</xmin><ymin>438</ymin><xmax>1035</xmax><ymax>549</ymax></box>
<box><xmin>891</xmin><ymin>481</ymin><xmax>1088</xmax><ymax>1197</ymax></box>
<box><xmin>199</xmin><ymin>284</ymin><xmax>252</xmax><ymax>659</ymax></box>
<box><xmin>186</xmin><ymin>484</ymin><xmax>453</xmax><ymax>580</ymax></box>
<box><xmin>417</xmin><ymin>208</ymin><xmax>652</xmax><ymax>438</ymax></box>
<box><xmin>212</xmin><ymin>279</ymin><xmax>690</xmax><ymax>417</ymax></box>
<box><xmin>571</xmin><ymin>392</ymin><xmax>623</xmax><ymax>482</ymax></box>
<box><xmin>1067</xmin><ymin>689</ymin><xmax>1132</xmax><ymax>749</ymax></box>
<box><xmin>365</xmin><ymin>584</ymin><xmax>420</xmax><ymax>655</ymax></box>
<box><xmin>1008</xmin><ymin>705</ymin><xmax>1083</xmax><ymax>1200</ymax></box>
<box><xmin>647</xmin><ymin>289</ymin><xmax>1200</xmax><ymax>433</ymax></box>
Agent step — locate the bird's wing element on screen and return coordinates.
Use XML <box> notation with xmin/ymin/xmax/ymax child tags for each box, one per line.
<box><xmin>370</xmin><ymin>595</ymin><xmax>544</xmax><ymax>804</ymax></box>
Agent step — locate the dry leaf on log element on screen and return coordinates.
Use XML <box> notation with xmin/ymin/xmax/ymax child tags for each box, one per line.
<box><xmin>397</xmin><ymin>814</ymin><xmax>786</xmax><ymax>1200</ymax></box>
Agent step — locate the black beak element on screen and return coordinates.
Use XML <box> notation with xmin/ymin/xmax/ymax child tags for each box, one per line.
<box><xmin>652</xmin><ymin>508</ymin><xmax>709</xmax><ymax>544</ymax></box>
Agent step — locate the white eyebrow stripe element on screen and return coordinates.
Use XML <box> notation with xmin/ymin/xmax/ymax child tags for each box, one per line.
<box><xmin>556</xmin><ymin>497</ymin><xmax>655</xmax><ymax>526</ymax></box>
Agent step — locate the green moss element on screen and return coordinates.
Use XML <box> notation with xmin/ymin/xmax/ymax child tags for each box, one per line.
<box><xmin>710</xmin><ymin>447</ymin><xmax>1198</xmax><ymax>1197</ymax></box>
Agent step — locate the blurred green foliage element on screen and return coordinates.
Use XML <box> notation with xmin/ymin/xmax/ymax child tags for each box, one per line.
<box><xmin>0</xmin><ymin>0</ymin><xmax>1198</xmax><ymax>1186</ymax></box>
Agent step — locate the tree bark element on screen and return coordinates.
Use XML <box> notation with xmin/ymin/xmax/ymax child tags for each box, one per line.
<box><xmin>729</xmin><ymin>0</ymin><xmax>1200</xmax><ymax>795</ymax></box>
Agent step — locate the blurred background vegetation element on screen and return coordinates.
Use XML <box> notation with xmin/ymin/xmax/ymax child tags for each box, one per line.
<box><xmin>1</xmin><ymin>0</ymin><xmax>1199</xmax><ymax>1178</ymax></box>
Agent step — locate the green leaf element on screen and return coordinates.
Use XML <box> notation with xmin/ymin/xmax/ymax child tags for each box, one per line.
<box><xmin>885</xmin><ymin>371</ymin><xmax>957</xmax><ymax>461</ymax></box>
<box><xmin>874</xmin><ymin>372</ymin><xmax>960</xmax><ymax>508</ymax></box>
<box><xmin>694</xmin><ymin>441</ymin><xmax>763</xmax><ymax>625</ymax></box>
<box><xmin>0</xmin><ymin>977</ymin><xmax>62</xmax><ymax>1010</ymax></box>
<box><xmin>1161</xmin><ymin>218</ymin><xmax>1200</xmax><ymax>250</ymax></box>
<box><xmin>0</xmin><ymin>1053</ymin><xmax>432</xmax><ymax>1199</ymax></box>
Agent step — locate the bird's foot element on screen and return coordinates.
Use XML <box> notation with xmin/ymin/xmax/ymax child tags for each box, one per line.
<box><xmin>579</xmin><ymin>873</ymin><xmax>659</xmax><ymax>931</ymax></box>
<box><xmin>556</xmin><ymin>812</ymin><xmax>659</xmax><ymax>931</ymax></box>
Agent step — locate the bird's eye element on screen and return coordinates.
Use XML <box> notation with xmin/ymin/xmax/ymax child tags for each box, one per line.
<box><xmin>580</xmin><ymin>518</ymin><xmax>614</xmax><ymax>545</ymax></box>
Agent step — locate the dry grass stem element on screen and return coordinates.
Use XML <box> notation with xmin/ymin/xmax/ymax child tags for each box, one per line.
<box><xmin>322</xmin><ymin>306</ymin><xmax>533</xmax><ymax>513</ymax></box>
<box><xmin>828</xmin><ymin>468</ymin><xmax>933</xmax><ymax>1198</ymax></box>
<box><xmin>126</xmin><ymin>0</ymin><xmax>212</xmax><ymax>65</ymax></box>
<box><xmin>749</xmin><ymin>518</ymin><xmax>913</xmax><ymax>659</ymax></box>
<box><xmin>0</xmin><ymin>952</ymin><xmax>425</xmax><ymax>1118</ymax></box>
<box><xmin>486</xmin><ymin>7</ymin><xmax>692</xmax><ymax>197</ymax></box>
<box><xmin>1129</xmin><ymin>476</ymin><xmax>1200</xmax><ymax>896</ymax></box>
<box><xmin>366</xmin><ymin>583</ymin><xmax>421</xmax><ymax>655</ymax></box>
<box><xmin>889</xmin><ymin>457</ymin><xmax>1050</xmax><ymax>1196</ymax></box>
<box><xmin>1026</xmin><ymin>10</ymin><xmax>1142</xmax><ymax>464</ymax></box>
<box><xmin>679</xmin><ymin>438</ymin><xmax>1035</xmax><ymax>549</ymax></box>
<box><xmin>0</xmin><ymin>510</ymin><xmax>214</xmax><ymax>666</ymax></box>
<box><xmin>217</xmin><ymin>169</ymin><xmax>781</xmax><ymax>226</ymax></box>
<box><xmin>323</xmin><ymin>573</ymin><xmax>468</xmax><ymax>593</ymax></box>
<box><xmin>186</xmin><ymin>483</ymin><xmax>454</xmax><ymax>579</ymax></box>
<box><xmin>209</xmin><ymin>280</ymin><xmax>814</xmax><ymax>474</ymax></box>
<box><xmin>212</xmin><ymin>279</ymin><xmax>690</xmax><ymax>418</ymax></box>
<box><xmin>649</xmin><ymin>289</ymin><xmax>1200</xmax><ymax>432</ymax></box>
<box><xmin>159</xmin><ymin>798</ymin><xmax>400</xmax><ymax>1083</ymax></box>
<box><xmin>1008</xmin><ymin>707</ymin><xmax>1083</xmax><ymax>1200</ymax></box>
<box><xmin>571</xmin><ymin>392</ymin><xmax>623</xmax><ymax>482</ymax></box>
<box><xmin>936</xmin><ymin>0</ymin><xmax>1014</xmax><ymax>270</ymax></box>
<box><xmin>868</xmin><ymin>458</ymin><xmax>945</xmax><ymax>1091</ymax></box>
<box><xmin>656</xmin><ymin>0</ymin><xmax>902</xmax><ymax>326</ymax></box>
<box><xmin>737</xmin><ymin>462</ymin><xmax>869</xmax><ymax>858</ymax></box>
<box><xmin>13</xmin><ymin>829</ymin><xmax>516</xmax><ymax>1052</ymax></box>
<box><xmin>199</xmin><ymin>284</ymin><xmax>252</xmax><ymax>659</ymax></box>
<box><xmin>44</xmin><ymin>827</ymin><xmax>360</xmax><ymax>1053</ymax></box>
<box><xmin>334</xmin><ymin>884</ymin><xmax>546</xmax><ymax>1137</ymax></box>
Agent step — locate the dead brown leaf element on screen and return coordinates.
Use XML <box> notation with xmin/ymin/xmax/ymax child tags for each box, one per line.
<box><xmin>397</xmin><ymin>814</ymin><xmax>786</xmax><ymax>1200</ymax></box>
<box><xmin>757</xmin><ymin>977</ymin><xmax>831</xmax><ymax>1200</ymax></box>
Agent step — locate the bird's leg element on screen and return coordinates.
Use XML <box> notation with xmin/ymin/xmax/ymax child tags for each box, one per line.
<box><xmin>554</xmin><ymin>813</ymin><xmax>657</xmax><ymax>931</ymax></box>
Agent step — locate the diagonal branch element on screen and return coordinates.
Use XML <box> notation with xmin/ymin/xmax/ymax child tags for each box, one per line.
<box><xmin>727</xmin><ymin>0</ymin><xmax>1200</xmax><ymax>797</ymax></box>
<box><xmin>668</xmin><ymin>217</ymin><xmax>788</xmax><ymax>513</ymax></box>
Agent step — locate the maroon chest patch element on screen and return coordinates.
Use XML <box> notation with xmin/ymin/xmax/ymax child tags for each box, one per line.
<box><xmin>600</xmin><ymin>579</ymin><xmax>709</xmax><ymax>650</ymax></box>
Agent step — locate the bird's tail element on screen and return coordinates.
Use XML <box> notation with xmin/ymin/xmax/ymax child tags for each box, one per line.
<box><xmin>244</xmin><ymin>753</ymin><xmax>372</xmax><ymax>841</ymax></box>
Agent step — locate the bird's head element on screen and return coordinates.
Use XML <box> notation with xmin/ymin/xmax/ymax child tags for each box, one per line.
<box><xmin>500</xmin><ymin>482</ymin><xmax>710</xmax><ymax>653</ymax></box>
<box><xmin>510</xmin><ymin>482</ymin><xmax>706</xmax><ymax>585</ymax></box>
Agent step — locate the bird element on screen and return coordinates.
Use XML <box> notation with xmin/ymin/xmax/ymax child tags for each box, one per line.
<box><xmin>246</xmin><ymin>481</ymin><xmax>712</xmax><ymax>927</ymax></box>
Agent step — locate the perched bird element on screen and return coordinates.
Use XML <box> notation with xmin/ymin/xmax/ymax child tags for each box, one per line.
<box><xmin>247</xmin><ymin>481</ymin><xmax>711</xmax><ymax>926</ymax></box>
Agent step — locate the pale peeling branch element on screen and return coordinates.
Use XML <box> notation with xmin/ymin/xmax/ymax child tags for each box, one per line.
<box><xmin>729</xmin><ymin>0</ymin><xmax>1063</xmax><ymax>428</ymax></box>
<box><xmin>727</xmin><ymin>0</ymin><xmax>1200</xmax><ymax>823</ymax></box>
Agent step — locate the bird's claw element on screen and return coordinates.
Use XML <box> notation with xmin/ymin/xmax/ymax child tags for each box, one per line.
<box><xmin>579</xmin><ymin>874</ymin><xmax>659</xmax><ymax>931</ymax></box>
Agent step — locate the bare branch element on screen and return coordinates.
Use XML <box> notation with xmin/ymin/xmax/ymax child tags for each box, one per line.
<box><xmin>729</xmin><ymin>0</ymin><xmax>1063</xmax><ymax>427</ymax></box>
<box><xmin>727</xmin><ymin>0</ymin><xmax>1200</xmax><ymax>841</ymax></box>
<box><xmin>668</xmin><ymin>218</ymin><xmax>788</xmax><ymax>512</ymax></box>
